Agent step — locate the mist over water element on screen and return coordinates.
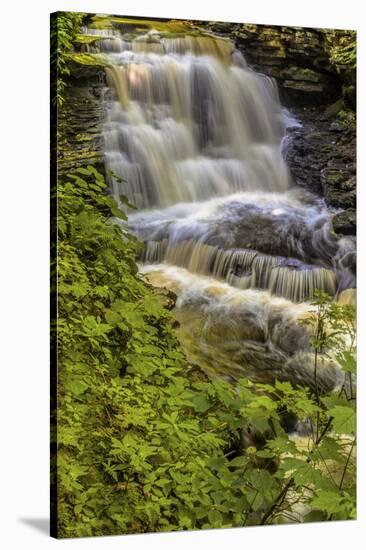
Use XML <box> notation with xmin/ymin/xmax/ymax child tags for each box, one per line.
<box><xmin>86</xmin><ymin>22</ymin><xmax>356</xmax><ymax>388</ymax></box>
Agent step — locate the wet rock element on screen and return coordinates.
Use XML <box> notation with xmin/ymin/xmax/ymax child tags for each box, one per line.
<box><xmin>284</xmin><ymin>106</ymin><xmax>356</xmax><ymax>236</ymax></box>
<box><xmin>344</xmin><ymin>84</ymin><xmax>356</xmax><ymax>109</ymax></box>
<box><xmin>324</xmin><ymin>98</ymin><xmax>344</xmax><ymax>118</ymax></box>
<box><xmin>332</xmin><ymin>209</ymin><xmax>356</xmax><ymax>235</ymax></box>
<box><xmin>69</xmin><ymin>59</ymin><xmax>105</xmax><ymax>80</ymax></box>
<box><xmin>321</xmin><ymin>172</ymin><xmax>356</xmax><ymax>209</ymax></box>
<box><xmin>280</xmin><ymin>66</ymin><xmax>326</xmax><ymax>83</ymax></box>
<box><xmin>213</xmin><ymin>207</ymin><xmax>337</xmax><ymax>266</ymax></box>
<box><xmin>282</xmin><ymin>79</ymin><xmax>326</xmax><ymax>94</ymax></box>
<box><xmin>208</xmin><ymin>21</ymin><xmax>236</xmax><ymax>34</ymax></box>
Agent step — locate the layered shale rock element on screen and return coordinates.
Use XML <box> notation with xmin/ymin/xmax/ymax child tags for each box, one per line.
<box><xmin>57</xmin><ymin>59</ymin><xmax>106</xmax><ymax>176</ymax></box>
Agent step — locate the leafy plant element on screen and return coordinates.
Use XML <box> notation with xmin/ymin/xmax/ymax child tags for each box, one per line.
<box><xmin>54</xmin><ymin>166</ymin><xmax>356</xmax><ymax>537</ymax></box>
<box><xmin>253</xmin><ymin>291</ymin><xmax>357</xmax><ymax>524</ymax></box>
<box><xmin>54</xmin><ymin>166</ymin><xmax>249</xmax><ymax>536</ymax></box>
<box><xmin>330</xmin><ymin>35</ymin><xmax>356</xmax><ymax>69</ymax></box>
<box><xmin>50</xmin><ymin>12</ymin><xmax>85</xmax><ymax>108</ymax></box>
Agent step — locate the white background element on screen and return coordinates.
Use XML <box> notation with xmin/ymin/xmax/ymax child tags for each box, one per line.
<box><xmin>0</xmin><ymin>0</ymin><xmax>364</xmax><ymax>548</ymax></box>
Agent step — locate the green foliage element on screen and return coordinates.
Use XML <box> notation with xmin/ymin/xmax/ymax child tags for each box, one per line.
<box><xmin>55</xmin><ymin>169</ymin><xmax>356</xmax><ymax>536</ymax></box>
<box><xmin>330</xmin><ymin>36</ymin><xmax>356</xmax><ymax>69</ymax></box>
<box><xmin>55</xmin><ymin>167</ymin><xmax>269</xmax><ymax>536</ymax></box>
<box><xmin>50</xmin><ymin>12</ymin><xmax>85</xmax><ymax>108</ymax></box>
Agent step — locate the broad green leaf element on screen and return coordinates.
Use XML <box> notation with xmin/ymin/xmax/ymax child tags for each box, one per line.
<box><xmin>328</xmin><ymin>405</ymin><xmax>356</xmax><ymax>434</ymax></box>
<box><xmin>311</xmin><ymin>491</ymin><xmax>346</xmax><ymax>514</ymax></box>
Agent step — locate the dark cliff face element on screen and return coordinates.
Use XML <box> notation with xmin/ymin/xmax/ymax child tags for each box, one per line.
<box><xmin>284</xmin><ymin>107</ymin><xmax>356</xmax><ymax>235</ymax></box>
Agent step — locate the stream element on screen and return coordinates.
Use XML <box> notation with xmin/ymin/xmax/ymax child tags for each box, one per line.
<box><xmin>83</xmin><ymin>21</ymin><xmax>356</xmax><ymax>392</ymax></box>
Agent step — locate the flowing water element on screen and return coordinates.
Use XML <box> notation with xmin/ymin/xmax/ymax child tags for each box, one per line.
<box><xmin>83</xmin><ymin>20</ymin><xmax>356</xmax><ymax>390</ymax></box>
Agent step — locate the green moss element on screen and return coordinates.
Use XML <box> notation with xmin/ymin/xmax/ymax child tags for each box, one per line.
<box><xmin>67</xmin><ymin>53</ymin><xmax>109</xmax><ymax>67</ymax></box>
<box><xmin>75</xmin><ymin>133</ymin><xmax>95</xmax><ymax>143</ymax></box>
<box><xmin>337</xmin><ymin>109</ymin><xmax>356</xmax><ymax>127</ymax></box>
<box><xmin>90</xmin><ymin>15</ymin><xmax>193</xmax><ymax>34</ymax></box>
<box><xmin>330</xmin><ymin>35</ymin><xmax>356</xmax><ymax>69</ymax></box>
<box><xmin>280</xmin><ymin>66</ymin><xmax>323</xmax><ymax>83</ymax></box>
<box><xmin>74</xmin><ymin>33</ymin><xmax>110</xmax><ymax>44</ymax></box>
<box><xmin>62</xmin><ymin>149</ymin><xmax>100</xmax><ymax>161</ymax></box>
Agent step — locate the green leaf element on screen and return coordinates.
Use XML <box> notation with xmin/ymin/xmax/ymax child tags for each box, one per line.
<box><xmin>311</xmin><ymin>491</ymin><xmax>346</xmax><ymax>514</ymax></box>
<box><xmin>328</xmin><ymin>405</ymin><xmax>356</xmax><ymax>434</ymax></box>
<box><xmin>317</xmin><ymin>437</ymin><xmax>344</xmax><ymax>463</ymax></box>
<box><xmin>189</xmin><ymin>394</ymin><xmax>211</xmax><ymax>413</ymax></box>
<box><xmin>337</xmin><ymin>351</ymin><xmax>356</xmax><ymax>374</ymax></box>
<box><xmin>229</xmin><ymin>455</ymin><xmax>248</xmax><ymax>468</ymax></box>
<box><xmin>278</xmin><ymin>458</ymin><xmax>331</xmax><ymax>490</ymax></box>
<box><xmin>65</xmin><ymin>377</ymin><xmax>89</xmax><ymax>397</ymax></box>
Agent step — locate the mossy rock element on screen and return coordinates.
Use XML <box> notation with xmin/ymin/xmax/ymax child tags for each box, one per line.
<box><xmin>324</xmin><ymin>98</ymin><xmax>344</xmax><ymax>118</ymax></box>
<box><xmin>332</xmin><ymin>209</ymin><xmax>356</xmax><ymax>235</ymax></box>
<box><xmin>74</xmin><ymin>34</ymin><xmax>110</xmax><ymax>44</ymax></box>
<box><xmin>67</xmin><ymin>53</ymin><xmax>109</xmax><ymax>68</ymax></box>
<box><xmin>338</xmin><ymin>108</ymin><xmax>356</xmax><ymax>126</ymax></box>
<box><xmin>75</xmin><ymin>133</ymin><xmax>95</xmax><ymax>143</ymax></box>
<box><xmin>280</xmin><ymin>66</ymin><xmax>324</xmax><ymax>83</ymax></box>
<box><xmin>89</xmin><ymin>15</ymin><xmax>192</xmax><ymax>35</ymax></box>
<box><xmin>282</xmin><ymin>80</ymin><xmax>325</xmax><ymax>93</ymax></box>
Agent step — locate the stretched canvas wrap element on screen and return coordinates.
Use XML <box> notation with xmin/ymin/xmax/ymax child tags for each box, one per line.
<box><xmin>50</xmin><ymin>12</ymin><xmax>357</xmax><ymax>539</ymax></box>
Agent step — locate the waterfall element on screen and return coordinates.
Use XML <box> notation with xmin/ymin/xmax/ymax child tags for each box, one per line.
<box><xmin>97</xmin><ymin>29</ymin><xmax>289</xmax><ymax>208</ymax></box>
<box><xmin>141</xmin><ymin>239</ymin><xmax>336</xmax><ymax>302</ymax></box>
<box><xmin>84</xmin><ymin>20</ymin><xmax>355</xmax><ymax>388</ymax></box>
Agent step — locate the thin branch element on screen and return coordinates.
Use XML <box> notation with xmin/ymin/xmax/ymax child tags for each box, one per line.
<box><xmin>260</xmin><ymin>478</ymin><xmax>294</xmax><ymax>525</ymax></box>
<box><xmin>339</xmin><ymin>439</ymin><xmax>355</xmax><ymax>491</ymax></box>
<box><xmin>315</xmin><ymin>416</ymin><xmax>333</xmax><ymax>445</ymax></box>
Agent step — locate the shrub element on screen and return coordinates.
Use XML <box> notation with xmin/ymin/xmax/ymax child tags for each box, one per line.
<box><xmin>54</xmin><ymin>167</ymin><xmax>356</xmax><ymax>537</ymax></box>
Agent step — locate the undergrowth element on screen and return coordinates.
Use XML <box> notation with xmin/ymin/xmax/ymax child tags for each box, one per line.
<box><xmin>53</xmin><ymin>166</ymin><xmax>356</xmax><ymax>537</ymax></box>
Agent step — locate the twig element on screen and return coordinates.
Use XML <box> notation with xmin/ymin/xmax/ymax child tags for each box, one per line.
<box><xmin>260</xmin><ymin>478</ymin><xmax>294</xmax><ymax>525</ymax></box>
<box><xmin>315</xmin><ymin>416</ymin><xmax>333</xmax><ymax>445</ymax></box>
<box><xmin>339</xmin><ymin>439</ymin><xmax>355</xmax><ymax>491</ymax></box>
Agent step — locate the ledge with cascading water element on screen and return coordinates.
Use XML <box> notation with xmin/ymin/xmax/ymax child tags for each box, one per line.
<box><xmin>82</xmin><ymin>20</ymin><xmax>356</xmax><ymax>392</ymax></box>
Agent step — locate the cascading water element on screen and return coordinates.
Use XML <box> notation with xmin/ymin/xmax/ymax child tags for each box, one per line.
<box><xmin>83</xmin><ymin>21</ymin><xmax>356</xmax><ymax>389</ymax></box>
